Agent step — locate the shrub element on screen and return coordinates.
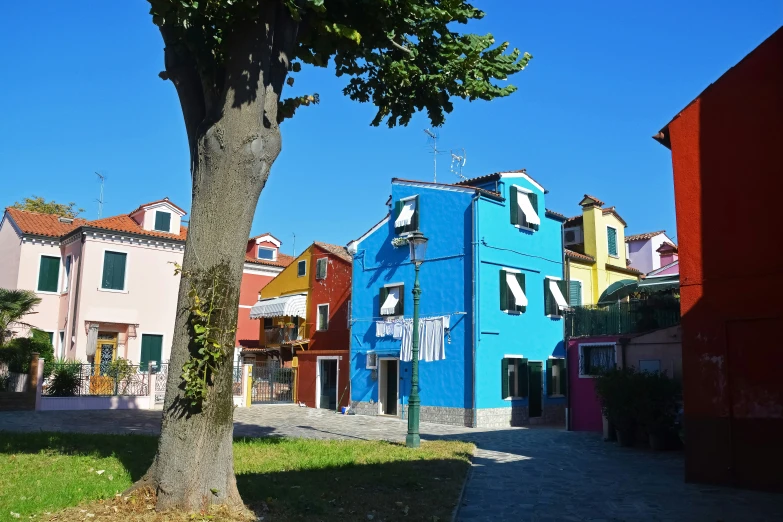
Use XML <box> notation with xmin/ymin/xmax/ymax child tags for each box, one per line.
<box><xmin>47</xmin><ymin>360</ymin><xmax>83</xmax><ymax>397</ymax></box>
<box><xmin>593</xmin><ymin>367</ymin><xmax>643</xmax><ymax>436</ymax></box>
<box><xmin>637</xmin><ymin>370</ymin><xmax>681</xmax><ymax>437</ymax></box>
<box><xmin>0</xmin><ymin>330</ymin><xmax>54</xmax><ymax>375</ymax></box>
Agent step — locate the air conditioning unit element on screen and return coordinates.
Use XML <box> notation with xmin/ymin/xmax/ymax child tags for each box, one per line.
<box><xmin>366</xmin><ymin>352</ymin><xmax>378</xmax><ymax>370</ymax></box>
<box><xmin>564</xmin><ymin>227</ymin><xmax>583</xmax><ymax>245</ymax></box>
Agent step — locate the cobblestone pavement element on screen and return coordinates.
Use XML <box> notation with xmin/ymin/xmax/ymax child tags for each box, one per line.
<box><xmin>2</xmin><ymin>406</ymin><xmax>782</xmax><ymax>521</ymax></box>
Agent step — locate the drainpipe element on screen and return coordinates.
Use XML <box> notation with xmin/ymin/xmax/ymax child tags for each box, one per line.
<box><xmin>70</xmin><ymin>233</ymin><xmax>87</xmax><ymax>361</ymax></box>
<box><xmin>563</xmin><ymin>225</ymin><xmax>572</xmax><ymax>431</ymax></box>
<box><xmin>471</xmin><ymin>192</ymin><xmax>480</xmax><ymax>428</ymax></box>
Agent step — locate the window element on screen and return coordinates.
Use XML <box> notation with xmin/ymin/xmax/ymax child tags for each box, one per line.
<box><xmin>568</xmin><ymin>280</ymin><xmax>582</xmax><ymax>307</ymax></box>
<box><xmin>394</xmin><ymin>195</ymin><xmax>419</xmax><ymax>235</ymax></box>
<box><xmin>37</xmin><ymin>255</ymin><xmax>60</xmax><ymax>293</ymax></box>
<box><xmin>101</xmin><ymin>251</ymin><xmax>127</xmax><ymax>291</ymax></box>
<box><xmin>499</xmin><ymin>269</ymin><xmax>526</xmax><ymax>313</ymax></box>
<box><xmin>380</xmin><ymin>285</ymin><xmax>404</xmax><ymax>316</ymax></box>
<box><xmin>639</xmin><ymin>359</ymin><xmax>661</xmax><ymax>373</ymax></box>
<box><xmin>316</xmin><ymin>258</ymin><xmax>328</xmax><ymax>280</ymax></box>
<box><xmin>58</xmin><ymin>330</ymin><xmax>66</xmax><ymax>359</ymax></box>
<box><xmin>546</xmin><ymin>358</ymin><xmax>567</xmax><ymax>397</ymax></box>
<box><xmin>62</xmin><ymin>255</ymin><xmax>72</xmax><ymax>293</ymax></box>
<box><xmin>43</xmin><ymin>331</ymin><xmax>54</xmax><ymax>346</ymax></box>
<box><xmin>297</xmin><ymin>260</ymin><xmax>307</xmax><ymax>277</ymax></box>
<box><xmin>579</xmin><ymin>344</ymin><xmax>616</xmax><ymax>377</ymax></box>
<box><xmin>257</xmin><ymin>247</ymin><xmax>276</xmax><ymax>260</ymax></box>
<box><xmin>317</xmin><ymin>304</ymin><xmax>329</xmax><ymax>331</ymax></box>
<box><xmin>154</xmin><ymin>211</ymin><xmax>171</xmax><ymax>232</ymax></box>
<box><xmin>509</xmin><ymin>186</ymin><xmax>540</xmax><ymax>231</ymax></box>
<box><xmin>501</xmin><ymin>357</ymin><xmax>528</xmax><ymax>399</ymax></box>
<box><xmin>140</xmin><ymin>334</ymin><xmax>164</xmax><ymax>372</ymax></box>
<box><xmin>544</xmin><ymin>277</ymin><xmax>569</xmax><ymax>316</ymax></box>
<box><xmin>607</xmin><ymin>226</ymin><xmax>618</xmax><ymax>257</ymax></box>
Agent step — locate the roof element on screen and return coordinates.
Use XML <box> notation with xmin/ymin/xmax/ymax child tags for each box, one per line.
<box><xmin>86</xmin><ymin>214</ymin><xmax>188</xmax><ymax>241</ymax></box>
<box><xmin>565</xmin><ymin>249</ymin><xmax>595</xmax><ymax>263</ymax></box>
<box><xmin>392</xmin><ymin>178</ymin><xmax>503</xmax><ymax>200</ymax></box>
<box><xmin>656</xmin><ymin>241</ymin><xmax>678</xmax><ymax>253</ymax></box>
<box><xmin>565</xmin><ymin>215</ymin><xmax>583</xmax><ymax>226</ymax></box>
<box><xmin>313</xmin><ymin>241</ymin><xmax>352</xmax><ymax>263</ymax></box>
<box><xmin>601</xmin><ymin>206</ymin><xmax>628</xmax><ymax>227</ymax></box>
<box><xmin>625</xmin><ymin>230</ymin><xmax>666</xmax><ymax>242</ymax></box>
<box><xmin>456</xmin><ymin>169</ymin><xmax>548</xmax><ymax>194</ymax></box>
<box><xmin>244</xmin><ymin>250</ymin><xmax>294</xmax><ymax>268</ymax></box>
<box><xmin>605</xmin><ymin>263</ymin><xmax>643</xmax><ymax>277</ymax></box>
<box><xmin>545</xmin><ymin>208</ymin><xmax>567</xmax><ymax>221</ymax></box>
<box><xmin>579</xmin><ymin>194</ymin><xmax>605</xmax><ymax>207</ymax></box>
<box><xmin>129</xmin><ymin>197</ymin><xmax>187</xmax><ymax>215</ymax></box>
<box><xmin>4</xmin><ymin>208</ymin><xmax>87</xmax><ymax>238</ymax></box>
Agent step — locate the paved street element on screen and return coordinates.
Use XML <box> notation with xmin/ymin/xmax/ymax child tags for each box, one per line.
<box><xmin>1</xmin><ymin>406</ymin><xmax>782</xmax><ymax>521</ymax></box>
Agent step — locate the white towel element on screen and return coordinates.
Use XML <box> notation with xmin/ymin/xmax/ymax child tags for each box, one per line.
<box><xmin>376</xmin><ymin>321</ymin><xmax>385</xmax><ymax>337</ymax></box>
<box><xmin>385</xmin><ymin>321</ymin><xmax>395</xmax><ymax>337</ymax></box>
<box><xmin>392</xmin><ymin>321</ymin><xmax>403</xmax><ymax>339</ymax></box>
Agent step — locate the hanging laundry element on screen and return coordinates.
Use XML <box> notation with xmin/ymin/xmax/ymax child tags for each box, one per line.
<box><xmin>384</xmin><ymin>321</ymin><xmax>395</xmax><ymax>337</ymax></box>
<box><xmin>392</xmin><ymin>320</ymin><xmax>403</xmax><ymax>339</ymax></box>
<box><xmin>375</xmin><ymin>321</ymin><xmax>386</xmax><ymax>337</ymax></box>
<box><xmin>401</xmin><ymin>316</ymin><xmax>447</xmax><ymax>362</ymax></box>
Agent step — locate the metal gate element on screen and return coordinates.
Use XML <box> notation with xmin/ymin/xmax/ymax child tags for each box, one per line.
<box><xmin>251</xmin><ymin>361</ymin><xmax>294</xmax><ymax>404</ymax></box>
<box><xmin>154</xmin><ymin>363</ymin><xmax>168</xmax><ymax>404</ymax></box>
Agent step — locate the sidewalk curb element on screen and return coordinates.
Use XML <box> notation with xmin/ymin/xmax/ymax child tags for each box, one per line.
<box><xmin>450</xmin><ymin>445</ymin><xmax>475</xmax><ymax>522</ymax></box>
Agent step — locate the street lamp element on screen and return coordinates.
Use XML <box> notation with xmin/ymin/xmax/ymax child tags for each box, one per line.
<box><xmin>406</xmin><ymin>231</ymin><xmax>428</xmax><ymax>448</ymax></box>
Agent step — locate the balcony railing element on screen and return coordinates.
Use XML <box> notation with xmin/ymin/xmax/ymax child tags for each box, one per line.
<box><xmin>263</xmin><ymin>325</ymin><xmax>306</xmax><ymax>347</ymax></box>
<box><xmin>565</xmin><ymin>297</ymin><xmax>681</xmax><ymax>338</ymax></box>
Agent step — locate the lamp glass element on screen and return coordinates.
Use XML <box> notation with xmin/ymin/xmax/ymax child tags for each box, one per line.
<box><xmin>408</xmin><ymin>232</ymin><xmax>428</xmax><ymax>264</ymax></box>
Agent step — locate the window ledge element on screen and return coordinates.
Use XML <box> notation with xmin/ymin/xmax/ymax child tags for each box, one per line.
<box><xmin>98</xmin><ymin>288</ymin><xmax>129</xmax><ymax>294</ymax></box>
<box><xmin>608</xmin><ymin>254</ymin><xmax>619</xmax><ymax>259</ymax></box>
<box><xmin>514</xmin><ymin>225</ymin><xmax>536</xmax><ymax>232</ymax></box>
<box><xmin>545</xmin><ymin>314</ymin><xmax>564</xmax><ymax>319</ymax></box>
<box><xmin>503</xmin><ymin>396</ymin><xmax>527</xmax><ymax>401</ymax></box>
<box><xmin>35</xmin><ymin>290</ymin><xmax>60</xmax><ymax>296</ymax></box>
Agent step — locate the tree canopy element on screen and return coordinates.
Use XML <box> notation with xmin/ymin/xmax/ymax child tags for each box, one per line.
<box><xmin>12</xmin><ymin>196</ymin><xmax>83</xmax><ymax>218</ymax></box>
<box><xmin>149</xmin><ymin>0</ymin><xmax>531</xmax><ymax>128</ymax></box>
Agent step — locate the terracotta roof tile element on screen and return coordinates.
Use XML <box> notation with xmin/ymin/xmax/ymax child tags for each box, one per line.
<box><xmin>580</xmin><ymin>194</ymin><xmax>605</xmax><ymax>207</ymax></box>
<box><xmin>656</xmin><ymin>241</ymin><xmax>678</xmax><ymax>253</ymax></box>
<box><xmin>625</xmin><ymin>230</ymin><xmax>666</xmax><ymax>242</ymax></box>
<box><xmin>456</xmin><ymin>169</ymin><xmax>548</xmax><ymax>193</ymax></box>
<box><xmin>545</xmin><ymin>208</ymin><xmax>567</xmax><ymax>220</ymax></box>
<box><xmin>129</xmin><ymin>197</ymin><xmax>187</xmax><ymax>215</ymax></box>
<box><xmin>4</xmin><ymin>208</ymin><xmax>87</xmax><ymax>238</ymax></box>
<box><xmin>392</xmin><ymin>178</ymin><xmax>502</xmax><ymax>200</ymax></box>
<box><xmin>605</xmin><ymin>263</ymin><xmax>643</xmax><ymax>276</ymax></box>
<box><xmin>601</xmin><ymin>206</ymin><xmax>628</xmax><ymax>227</ymax></box>
<box><xmin>565</xmin><ymin>249</ymin><xmax>595</xmax><ymax>263</ymax></box>
<box><xmin>86</xmin><ymin>214</ymin><xmax>188</xmax><ymax>241</ymax></box>
<box><xmin>565</xmin><ymin>215</ymin><xmax>583</xmax><ymax>226</ymax></box>
<box><xmin>313</xmin><ymin>241</ymin><xmax>353</xmax><ymax>263</ymax></box>
<box><xmin>244</xmin><ymin>251</ymin><xmax>294</xmax><ymax>268</ymax></box>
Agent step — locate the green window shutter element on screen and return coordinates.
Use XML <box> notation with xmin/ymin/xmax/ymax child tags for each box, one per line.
<box><xmin>46</xmin><ymin>331</ymin><xmax>54</xmax><ymax>346</ymax></box>
<box><xmin>528</xmin><ymin>192</ymin><xmax>539</xmax><ymax>231</ymax></box>
<box><xmin>499</xmin><ymin>270</ymin><xmax>508</xmax><ymax>310</ymax></box>
<box><xmin>557</xmin><ymin>280</ymin><xmax>569</xmax><ymax>315</ymax></box>
<box><xmin>411</xmin><ymin>195</ymin><xmax>420</xmax><ymax>232</ymax></box>
<box><xmin>379</xmin><ymin>287</ymin><xmax>389</xmax><ymax>315</ymax></box>
<box><xmin>140</xmin><ymin>334</ymin><xmax>163</xmax><ymax>372</ymax></box>
<box><xmin>509</xmin><ymin>187</ymin><xmax>519</xmax><ymax>225</ymax></box>
<box><xmin>568</xmin><ymin>280</ymin><xmax>582</xmax><ymax>307</ymax></box>
<box><xmin>517</xmin><ymin>359</ymin><xmax>529</xmax><ymax>398</ymax></box>
<box><xmin>501</xmin><ymin>358</ymin><xmax>509</xmax><ymax>399</ymax></box>
<box><xmin>37</xmin><ymin>256</ymin><xmax>60</xmax><ymax>292</ymax></box>
<box><xmin>394</xmin><ymin>201</ymin><xmax>404</xmax><ymax>234</ymax></box>
<box><xmin>516</xmin><ymin>273</ymin><xmax>526</xmax><ymax>313</ymax></box>
<box><xmin>395</xmin><ymin>285</ymin><xmax>405</xmax><ymax>316</ymax></box>
<box><xmin>546</xmin><ymin>359</ymin><xmax>553</xmax><ymax>397</ymax></box>
<box><xmin>544</xmin><ymin>278</ymin><xmax>553</xmax><ymax>316</ymax></box>
<box><xmin>102</xmin><ymin>252</ymin><xmax>127</xmax><ymax>290</ymax></box>
<box><xmin>559</xmin><ymin>359</ymin><xmax>568</xmax><ymax>397</ymax></box>
<box><xmin>607</xmin><ymin>227</ymin><xmax>618</xmax><ymax>256</ymax></box>
<box><xmin>154</xmin><ymin>211</ymin><xmax>171</xmax><ymax>232</ymax></box>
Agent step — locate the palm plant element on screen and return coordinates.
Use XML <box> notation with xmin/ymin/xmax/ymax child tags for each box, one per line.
<box><xmin>0</xmin><ymin>289</ymin><xmax>42</xmax><ymax>346</ymax></box>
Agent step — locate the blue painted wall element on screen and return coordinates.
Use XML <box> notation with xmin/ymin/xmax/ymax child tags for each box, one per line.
<box><xmin>473</xmin><ymin>175</ymin><xmax>566</xmax><ymax>411</ymax></box>
<box><xmin>350</xmin><ymin>181</ymin><xmax>474</xmax><ymax>410</ymax></box>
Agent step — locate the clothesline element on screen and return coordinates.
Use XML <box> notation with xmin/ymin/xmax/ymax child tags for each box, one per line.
<box><xmin>350</xmin><ymin>311</ymin><xmax>466</xmax><ymax>323</ymax></box>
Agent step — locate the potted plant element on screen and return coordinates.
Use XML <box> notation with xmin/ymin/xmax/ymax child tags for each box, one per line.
<box><xmin>637</xmin><ymin>370</ymin><xmax>681</xmax><ymax>450</ymax></box>
<box><xmin>594</xmin><ymin>367</ymin><xmax>641</xmax><ymax>447</ymax></box>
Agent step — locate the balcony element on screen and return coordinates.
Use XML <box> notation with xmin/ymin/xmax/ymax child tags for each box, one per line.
<box><xmin>565</xmin><ymin>297</ymin><xmax>681</xmax><ymax>338</ymax></box>
<box><xmin>263</xmin><ymin>325</ymin><xmax>307</xmax><ymax>347</ymax></box>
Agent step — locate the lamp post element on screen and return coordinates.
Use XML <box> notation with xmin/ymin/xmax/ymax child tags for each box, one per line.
<box><xmin>406</xmin><ymin>231</ymin><xmax>428</xmax><ymax>448</ymax></box>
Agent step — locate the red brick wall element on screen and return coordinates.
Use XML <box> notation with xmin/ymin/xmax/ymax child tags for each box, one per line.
<box><xmin>666</xmin><ymin>27</ymin><xmax>783</xmax><ymax>491</ymax></box>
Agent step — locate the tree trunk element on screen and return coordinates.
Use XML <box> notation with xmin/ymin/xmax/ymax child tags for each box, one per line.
<box><xmin>131</xmin><ymin>6</ymin><xmax>296</xmax><ymax>511</ymax></box>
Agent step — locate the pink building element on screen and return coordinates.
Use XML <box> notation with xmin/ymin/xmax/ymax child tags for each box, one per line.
<box><xmin>625</xmin><ymin>230</ymin><xmax>675</xmax><ymax>275</ymax></box>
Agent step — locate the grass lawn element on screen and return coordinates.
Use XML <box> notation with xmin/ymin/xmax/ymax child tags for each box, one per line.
<box><xmin>0</xmin><ymin>432</ymin><xmax>473</xmax><ymax>521</ymax></box>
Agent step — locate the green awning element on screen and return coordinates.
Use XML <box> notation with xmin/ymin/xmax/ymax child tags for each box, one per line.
<box><xmin>597</xmin><ymin>279</ymin><xmax>639</xmax><ymax>304</ymax></box>
<box><xmin>638</xmin><ymin>274</ymin><xmax>679</xmax><ymax>293</ymax></box>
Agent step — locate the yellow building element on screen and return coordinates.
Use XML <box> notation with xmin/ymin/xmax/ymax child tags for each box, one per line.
<box><xmin>563</xmin><ymin>195</ymin><xmax>642</xmax><ymax>306</ymax></box>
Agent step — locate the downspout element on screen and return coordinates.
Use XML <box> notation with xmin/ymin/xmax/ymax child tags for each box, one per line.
<box><xmin>69</xmin><ymin>233</ymin><xmax>87</xmax><ymax>361</ymax></box>
<box><xmin>563</xmin><ymin>226</ymin><xmax>572</xmax><ymax>431</ymax></box>
<box><xmin>471</xmin><ymin>192</ymin><xmax>480</xmax><ymax>428</ymax></box>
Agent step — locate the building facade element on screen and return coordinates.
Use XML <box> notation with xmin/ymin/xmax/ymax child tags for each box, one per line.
<box><xmin>654</xmin><ymin>27</ymin><xmax>783</xmax><ymax>492</ymax></box>
<box><xmin>348</xmin><ymin>172</ymin><xmax>567</xmax><ymax>428</ymax></box>
<box><xmin>625</xmin><ymin>230</ymin><xmax>675</xmax><ymax>275</ymax></box>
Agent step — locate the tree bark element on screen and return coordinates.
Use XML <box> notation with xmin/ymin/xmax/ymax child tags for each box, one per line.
<box><xmin>131</xmin><ymin>5</ymin><xmax>297</xmax><ymax>512</ymax></box>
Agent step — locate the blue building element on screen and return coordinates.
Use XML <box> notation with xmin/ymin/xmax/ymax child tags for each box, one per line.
<box><xmin>347</xmin><ymin>171</ymin><xmax>568</xmax><ymax>427</ymax></box>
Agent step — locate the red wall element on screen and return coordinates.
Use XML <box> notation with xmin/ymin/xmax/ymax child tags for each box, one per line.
<box><xmin>296</xmin><ymin>245</ymin><xmax>352</xmax><ymax>408</ymax></box>
<box><xmin>666</xmin><ymin>27</ymin><xmax>783</xmax><ymax>491</ymax></box>
<box><xmin>236</xmin><ymin>271</ymin><xmax>276</xmax><ymax>346</ymax></box>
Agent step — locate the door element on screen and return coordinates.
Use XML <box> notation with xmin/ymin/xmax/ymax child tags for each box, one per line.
<box><xmin>528</xmin><ymin>361</ymin><xmax>543</xmax><ymax>418</ymax></box>
<box><xmin>96</xmin><ymin>333</ymin><xmax>118</xmax><ymax>375</ymax></box>
<box><xmin>318</xmin><ymin>359</ymin><xmax>338</xmax><ymax>410</ymax></box>
<box><xmin>380</xmin><ymin>359</ymin><xmax>398</xmax><ymax>415</ymax></box>
<box><xmin>251</xmin><ymin>360</ymin><xmax>294</xmax><ymax>404</ymax></box>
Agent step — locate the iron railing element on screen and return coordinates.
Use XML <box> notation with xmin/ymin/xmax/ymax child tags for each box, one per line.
<box><xmin>262</xmin><ymin>326</ymin><xmax>306</xmax><ymax>346</ymax></box>
<box><xmin>154</xmin><ymin>363</ymin><xmax>168</xmax><ymax>403</ymax></box>
<box><xmin>43</xmin><ymin>363</ymin><xmax>149</xmax><ymax>397</ymax></box>
<box><xmin>565</xmin><ymin>297</ymin><xmax>681</xmax><ymax>338</ymax></box>
<box><xmin>232</xmin><ymin>365</ymin><xmax>244</xmax><ymax>396</ymax></box>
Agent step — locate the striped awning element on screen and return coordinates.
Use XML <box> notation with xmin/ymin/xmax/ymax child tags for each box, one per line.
<box><xmin>250</xmin><ymin>293</ymin><xmax>307</xmax><ymax>319</ymax></box>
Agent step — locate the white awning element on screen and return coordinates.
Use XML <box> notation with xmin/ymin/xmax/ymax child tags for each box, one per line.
<box><xmin>506</xmin><ymin>273</ymin><xmax>528</xmax><ymax>307</ymax></box>
<box><xmin>380</xmin><ymin>287</ymin><xmax>400</xmax><ymax>315</ymax></box>
<box><xmin>516</xmin><ymin>190</ymin><xmax>541</xmax><ymax>225</ymax></box>
<box><xmin>394</xmin><ymin>200</ymin><xmax>416</xmax><ymax>227</ymax></box>
<box><xmin>250</xmin><ymin>293</ymin><xmax>307</xmax><ymax>319</ymax></box>
<box><xmin>549</xmin><ymin>280</ymin><xmax>568</xmax><ymax>310</ymax></box>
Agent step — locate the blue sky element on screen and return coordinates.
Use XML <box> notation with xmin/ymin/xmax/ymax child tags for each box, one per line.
<box><xmin>1</xmin><ymin>1</ymin><xmax>780</xmax><ymax>256</ymax></box>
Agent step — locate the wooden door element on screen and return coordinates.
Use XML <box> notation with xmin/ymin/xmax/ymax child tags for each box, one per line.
<box><xmin>528</xmin><ymin>361</ymin><xmax>543</xmax><ymax>418</ymax></box>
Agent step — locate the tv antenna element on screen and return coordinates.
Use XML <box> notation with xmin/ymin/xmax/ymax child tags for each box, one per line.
<box><xmin>292</xmin><ymin>232</ymin><xmax>296</xmax><ymax>258</ymax></box>
<box><xmin>423</xmin><ymin>128</ymin><xmax>442</xmax><ymax>182</ymax></box>
<box><xmin>95</xmin><ymin>172</ymin><xmax>106</xmax><ymax>218</ymax></box>
<box><xmin>450</xmin><ymin>149</ymin><xmax>467</xmax><ymax>180</ymax></box>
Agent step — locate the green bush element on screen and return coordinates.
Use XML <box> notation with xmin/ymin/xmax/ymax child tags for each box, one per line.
<box><xmin>0</xmin><ymin>330</ymin><xmax>54</xmax><ymax>375</ymax></box>
<box><xmin>47</xmin><ymin>360</ymin><xmax>83</xmax><ymax>397</ymax></box>
<box><xmin>594</xmin><ymin>367</ymin><xmax>642</xmax><ymax>437</ymax></box>
<box><xmin>637</xmin><ymin>370</ymin><xmax>681</xmax><ymax>437</ymax></box>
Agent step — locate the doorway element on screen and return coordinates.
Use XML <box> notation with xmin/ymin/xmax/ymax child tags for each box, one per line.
<box><xmin>378</xmin><ymin>358</ymin><xmax>398</xmax><ymax>416</ymax></box>
<box><xmin>96</xmin><ymin>332</ymin><xmax>118</xmax><ymax>375</ymax></box>
<box><xmin>528</xmin><ymin>361</ymin><xmax>543</xmax><ymax>418</ymax></box>
<box><xmin>317</xmin><ymin>357</ymin><xmax>338</xmax><ymax>410</ymax></box>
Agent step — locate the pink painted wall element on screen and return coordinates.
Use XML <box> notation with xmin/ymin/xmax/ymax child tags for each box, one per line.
<box><xmin>568</xmin><ymin>335</ymin><xmax>620</xmax><ymax>432</ymax></box>
<box><xmin>0</xmin><ymin>216</ymin><xmax>22</xmax><ymax>290</ymax></box>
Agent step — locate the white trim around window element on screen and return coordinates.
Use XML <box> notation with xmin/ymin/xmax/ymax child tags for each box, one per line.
<box><xmin>35</xmin><ymin>253</ymin><xmax>61</xmax><ymax>295</ymax></box>
<box><xmin>545</xmin><ymin>275</ymin><xmax>568</xmax><ymax>318</ymax></box>
<box><xmin>61</xmin><ymin>254</ymin><xmax>72</xmax><ymax>293</ymax></box>
<box><xmin>316</xmin><ymin>355</ymin><xmax>340</xmax><ymax>410</ymax></box>
<box><xmin>316</xmin><ymin>303</ymin><xmax>329</xmax><ymax>331</ymax></box>
<box><xmin>58</xmin><ymin>330</ymin><xmax>66</xmax><ymax>359</ymax></box>
<box><xmin>578</xmin><ymin>342</ymin><xmax>617</xmax><ymax>378</ymax></box>
<box><xmin>98</xmin><ymin>248</ymin><xmax>130</xmax><ymax>293</ymax></box>
<box><xmin>606</xmin><ymin>224</ymin><xmax>619</xmax><ymax>258</ymax></box>
<box><xmin>257</xmin><ymin>246</ymin><xmax>278</xmax><ymax>261</ymax></box>
<box><xmin>297</xmin><ymin>259</ymin><xmax>307</xmax><ymax>277</ymax></box>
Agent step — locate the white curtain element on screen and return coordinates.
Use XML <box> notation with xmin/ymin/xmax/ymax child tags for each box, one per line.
<box><xmin>86</xmin><ymin>323</ymin><xmax>99</xmax><ymax>357</ymax></box>
<box><xmin>401</xmin><ymin>317</ymin><xmax>446</xmax><ymax>362</ymax></box>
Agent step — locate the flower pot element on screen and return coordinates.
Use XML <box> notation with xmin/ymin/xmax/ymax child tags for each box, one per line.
<box><xmin>616</xmin><ymin>427</ymin><xmax>636</xmax><ymax>447</ymax></box>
